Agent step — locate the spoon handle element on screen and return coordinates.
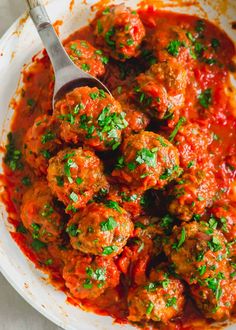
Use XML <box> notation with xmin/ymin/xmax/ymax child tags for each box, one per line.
<box><xmin>26</xmin><ymin>0</ymin><xmax>41</xmax><ymax>9</ymax></box>
<box><xmin>25</xmin><ymin>0</ymin><xmax>72</xmax><ymax>73</ymax></box>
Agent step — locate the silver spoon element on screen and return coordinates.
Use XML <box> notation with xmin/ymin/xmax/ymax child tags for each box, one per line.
<box><xmin>26</xmin><ymin>0</ymin><xmax>111</xmax><ymax>108</ymax></box>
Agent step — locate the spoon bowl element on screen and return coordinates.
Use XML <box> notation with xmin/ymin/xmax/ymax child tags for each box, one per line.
<box><xmin>26</xmin><ymin>0</ymin><xmax>111</xmax><ymax>108</ymax></box>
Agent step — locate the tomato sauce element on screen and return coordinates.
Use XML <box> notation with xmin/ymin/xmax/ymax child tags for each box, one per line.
<box><xmin>1</xmin><ymin>4</ymin><xmax>236</xmax><ymax>329</ymax></box>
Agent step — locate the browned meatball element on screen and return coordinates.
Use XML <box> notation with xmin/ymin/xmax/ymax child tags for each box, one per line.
<box><xmin>190</xmin><ymin>278</ymin><xmax>235</xmax><ymax>321</ymax></box>
<box><xmin>163</xmin><ymin>222</ymin><xmax>229</xmax><ymax>285</ymax></box>
<box><xmin>66</xmin><ymin>202</ymin><xmax>133</xmax><ymax>257</ymax></box>
<box><xmin>65</xmin><ymin>40</ymin><xmax>107</xmax><ymax>77</ymax></box>
<box><xmin>173</xmin><ymin>123</ymin><xmax>212</xmax><ymax>170</ymax></box>
<box><xmin>47</xmin><ymin>148</ymin><xmax>108</xmax><ymax>211</ymax></box>
<box><xmin>128</xmin><ymin>267</ymin><xmax>185</xmax><ymax>323</ymax></box>
<box><xmin>112</xmin><ymin>131</ymin><xmax>181</xmax><ymax>191</ymax></box>
<box><xmin>63</xmin><ymin>251</ymin><xmax>120</xmax><ymax>300</ymax></box>
<box><xmin>21</xmin><ymin>181</ymin><xmax>62</xmax><ymax>243</ymax></box>
<box><xmin>92</xmin><ymin>4</ymin><xmax>145</xmax><ymax>61</ymax></box>
<box><xmin>23</xmin><ymin>115</ymin><xmax>61</xmax><ymax>175</ymax></box>
<box><xmin>167</xmin><ymin>170</ymin><xmax>217</xmax><ymax>221</ymax></box>
<box><xmin>134</xmin><ymin>60</ymin><xmax>187</xmax><ymax>120</ymax></box>
<box><xmin>54</xmin><ymin>87</ymin><xmax>127</xmax><ymax>151</ymax></box>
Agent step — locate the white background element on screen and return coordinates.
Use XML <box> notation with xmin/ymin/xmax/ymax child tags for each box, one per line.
<box><xmin>0</xmin><ymin>1</ymin><xmax>62</xmax><ymax>329</ymax></box>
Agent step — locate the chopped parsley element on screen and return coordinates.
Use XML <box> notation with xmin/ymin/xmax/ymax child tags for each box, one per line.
<box><xmin>41</xmin><ymin>131</ymin><xmax>55</xmax><ymax>144</ymax></box>
<box><xmin>100</xmin><ymin>216</ymin><xmax>118</xmax><ymax>231</ymax></box>
<box><xmin>207</xmin><ymin>236</ymin><xmax>222</xmax><ymax>252</ymax></box>
<box><xmin>167</xmin><ymin>40</ymin><xmax>185</xmax><ymax>57</ymax></box>
<box><xmin>135</xmin><ymin>148</ymin><xmax>157</xmax><ymax>168</ymax></box>
<box><xmin>22</xmin><ymin>176</ymin><xmax>31</xmax><ymax>186</ymax></box>
<box><xmin>211</xmin><ymin>38</ymin><xmax>220</xmax><ymax>51</ymax></box>
<box><xmin>195</xmin><ymin>20</ymin><xmax>205</xmax><ymax>33</ymax></box>
<box><xmin>102</xmin><ymin>245</ymin><xmax>118</xmax><ymax>256</ymax></box>
<box><xmin>4</xmin><ymin>133</ymin><xmax>23</xmax><ymax>171</ymax></box>
<box><xmin>166</xmin><ymin>297</ymin><xmax>177</xmax><ymax>307</ymax></box>
<box><xmin>198</xmin><ymin>88</ymin><xmax>212</xmax><ymax>108</ymax></box>
<box><xmin>105</xmin><ymin>26</ymin><xmax>116</xmax><ymax>49</ymax></box>
<box><xmin>198</xmin><ymin>265</ymin><xmax>207</xmax><ymax>276</ymax></box>
<box><xmin>160</xmin><ymin>165</ymin><xmax>179</xmax><ymax>180</ymax></box>
<box><xmin>70</xmin><ymin>192</ymin><xmax>79</xmax><ymax>203</ymax></box>
<box><xmin>86</xmin><ymin>267</ymin><xmax>106</xmax><ymax>281</ymax></box>
<box><xmin>81</xmin><ymin>63</ymin><xmax>90</xmax><ymax>71</ymax></box>
<box><xmin>31</xmin><ymin>239</ymin><xmax>47</xmax><ymax>252</ymax></box>
<box><xmin>172</xmin><ymin>228</ymin><xmax>186</xmax><ymax>250</ymax></box>
<box><xmin>146</xmin><ymin>302</ymin><xmax>154</xmax><ymax>315</ymax></box>
<box><xmin>105</xmin><ymin>200</ymin><xmax>122</xmax><ymax>213</ymax></box>
<box><xmin>66</xmin><ymin>224</ymin><xmax>80</xmax><ymax>237</ymax></box>
<box><xmin>169</xmin><ymin>117</ymin><xmax>186</xmax><ymax>142</ymax></box>
<box><xmin>27</xmin><ymin>98</ymin><xmax>36</xmax><ymax>107</ymax></box>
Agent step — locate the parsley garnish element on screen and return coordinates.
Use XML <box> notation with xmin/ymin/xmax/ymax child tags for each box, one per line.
<box><xmin>198</xmin><ymin>88</ymin><xmax>212</xmax><ymax>108</ymax></box>
<box><xmin>4</xmin><ymin>133</ymin><xmax>23</xmax><ymax>171</ymax></box>
<box><xmin>146</xmin><ymin>302</ymin><xmax>154</xmax><ymax>315</ymax></box>
<box><xmin>135</xmin><ymin>148</ymin><xmax>157</xmax><ymax>168</ymax></box>
<box><xmin>41</xmin><ymin>131</ymin><xmax>55</xmax><ymax>144</ymax></box>
<box><xmin>166</xmin><ymin>297</ymin><xmax>177</xmax><ymax>307</ymax></box>
<box><xmin>169</xmin><ymin>117</ymin><xmax>186</xmax><ymax>142</ymax></box>
<box><xmin>66</xmin><ymin>224</ymin><xmax>80</xmax><ymax>237</ymax></box>
<box><xmin>105</xmin><ymin>200</ymin><xmax>122</xmax><ymax>213</ymax></box>
<box><xmin>167</xmin><ymin>40</ymin><xmax>185</xmax><ymax>56</ymax></box>
<box><xmin>172</xmin><ymin>228</ymin><xmax>186</xmax><ymax>250</ymax></box>
<box><xmin>102</xmin><ymin>246</ymin><xmax>118</xmax><ymax>255</ymax></box>
<box><xmin>100</xmin><ymin>216</ymin><xmax>118</xmax><ymax>231</ymax></box>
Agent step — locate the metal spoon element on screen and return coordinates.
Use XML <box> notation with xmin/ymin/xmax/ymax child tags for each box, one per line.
<box><xmin>26</xmin><ymin>0</ymin><xmax>111</xmax><ymax>108</ymax></box>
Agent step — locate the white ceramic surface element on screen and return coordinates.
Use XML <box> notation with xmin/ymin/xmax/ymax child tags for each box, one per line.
<box><xmin>0</xmin><ymin>1</ymin><xmax>235</xmax><ymax>329</ymax></box>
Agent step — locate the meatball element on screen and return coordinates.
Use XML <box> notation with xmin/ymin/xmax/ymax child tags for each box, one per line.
<box><xmin>63</xmin><ymin>251</ymin><xmax>120</xmax><ymax>300</ymax></box>
<box><xmin>66</xmin><ymin>202</ymin><xmax>133</xmax><ymax>257</ymax></box>
<box><xmin>173</xmin><ymin>123</ymin><xmax>212</xmax><ymax>170</ymax></box>
<box><xmin>163</xmin><ymin>222</ymin><xmax>229</xmax><ymax>285</ymax></box>
<box><xmin>134</xmin><ymin>60</ymin><xmax>187</xmax><ymax>120</ymax></box>
<box><xmin>112</xmin><ymin>131</ymin><xmax>180</xmax><ymax>191</ymax></box>
<box><xmin>21</xmin><ymin>181</ymin><xmax>62</xmax><ymax>243</ymax></box>
<box><xmin>167</xmin><ymin>170</ymin><xmax>217</xmax><ymax>222</ymax></box>
<box><xmin>92</xmin><ymin>4</ymin><xmax>145</xmax><ymax>60</ymax></box>
<box><xmin>47</xmin><ymin>148</ymin><xmax>108</xmax><ymax>210</ymax></box>
<box><xmin>54</xmin><ymin>86</ymin><xmax>127</xmax><ymax>151</ymax></box>
<box><xmin>210</xmin><ymin>203</ymin><xmax>236</xmax><ymax>242</ymax></box>
<box><xmin>190</xmin><ymin>278</ymin><xmax>235</xmax><ymax>321</ymax></box>
<box><xmin>23</xmin><ymin>115</ymin><xmax>61</xmax><ymax>175</ymax></box>
<box><xmin>128</xmin><ymin>267</ymin><xmax>185</xmax><ymax>323</ymax></box>
<box><xmin>65</xmin><ymin>39</ymin><xmax>107</xmax><ymax>77</ymax></box>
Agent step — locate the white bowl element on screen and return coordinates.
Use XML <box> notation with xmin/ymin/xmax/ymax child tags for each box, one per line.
<box><xmin>0</xmin><ymin>0</ymin><xmax>236</xmax><ymax>329</ymax></box>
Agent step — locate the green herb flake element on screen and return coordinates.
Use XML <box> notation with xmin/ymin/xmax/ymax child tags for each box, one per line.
<box><xmin>31</xmin><ymin>239</ymin><xmax>47</xmax><ymax>252</ymax></box>
<box><xmin>27</xmin><ymin>98</ymin><xmax>36</xmax><ymax>107</ymax></box>
<box><xmin>22</xmin><ymin>176</ymin><xmax>31</xmax><ymax>186</ymax></box>
<box><xmin>198</xmin><ymin>265</ymin><xmax>207</xmax><ymax>276</ymax></box>
<box><xmin>166</xmin><ymin>297</ymin><xmax>177</xmax><ymax>307</ymax></box>
<box><xmin>66</xmin><ymin>224</ymin><xmax>81</xmax><ymax>237</ymax></box>
<box><xmin>41</xmin><ymin>131</ymin><xmax>55</xmax><ymax>144</ymax></box>
<box><xmin>17</xmin><ymin>223</ymin><xmax>27</xmax><ymax>234</ymax></box>
<box><xmin>70</xmin><ymin>192</ymin><xmax>79</xmax><ymax>203</ymax></box>
<box><xmin>105</xmin><ymin>200</ymin><xmax>122</xmax><ymax>213</ymax></box>
<box><xmin>135</xmin><ymin>148</ymin><xmax>157</xmax><ymax>167</ymax></box>
<box><xmin>172</xmin><ymin>228</ymin><xmax>186</xmax><ymax>250</ymax></box>
<box><xmin>100</xmin><ymin>216</ymin><xmax>118</xmax><ymax>232</ymax></box>
<box><xmin>56</xmin><ymin>176</ymin><xmax>64</xmax><ymax>187</ymax></box>
<box><xmin>146</xmin><ymin>302</ymin><xmax>154</xmax><ymax>315</ymax></box>
<box><xmin>169</xmin><ymin>117</ymin><xmax>186</xmax><ymax>142</ymax></box>
<box><xmin>211</xmin><ymin>38</ymin><xmax>220</xmax><ymax>51</ymax></box>
<box><xmin>4</xmin><ymin>133</ymin><xmax>23</xmax><ymax>171</ymax></box>
<box><xmin>167</xmin><ymin>40</ymin><xmax>185</xmax><ymax>57</ymax></box>
<box><xmin>198</xmin><ymin>88</ymin><xmax>212</xmax><ymax>109</ymax></box>
<box><xmin>102</xmin><ymin>245</ymin><xmax>118</xmax><ymax>256</ymax></box>
<box><xmin>81</xmin><ymin>63</ymin><xmax>91</xmax><ymax>71</ymax></box>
